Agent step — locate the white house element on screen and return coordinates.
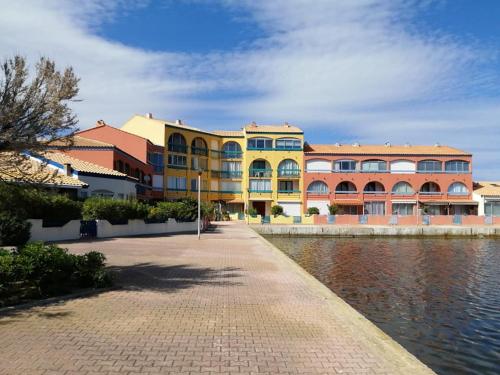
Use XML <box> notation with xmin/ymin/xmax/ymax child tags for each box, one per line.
<box><xmin>473</xmin><ymin>181</ymin><xmax>500</xmax><ymax>216</ymax></box>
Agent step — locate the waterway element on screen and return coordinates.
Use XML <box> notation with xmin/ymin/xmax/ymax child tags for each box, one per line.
<box><xmin>264</xmin><ymin>236</ymin><xmax>500</xmax><ymax>375</ymax></box>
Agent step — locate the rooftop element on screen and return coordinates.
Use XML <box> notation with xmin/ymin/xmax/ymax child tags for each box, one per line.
<box><xmin>305</xmin><ymin>144</ymin><xmax>470</xmax><ymax>156</ymax></box>
<box><xmin>0</xmin><ymin>153</ymin><xmax>87</xmax><ymax>188</ymax></box>
<box><xmin>212</xmin><ymin>130</ymin><xmax>244</xmax><ymax>137</ymax></box>
<box><xmin>40</xmin><ymin>152</ymin><xmax>128</xmax><ymax>177</ymax></box>
<box><xmin>473</xmin><ymin>181</ymin><xmax>500</xmax><ymax>196</ymax></box>
<box><xmin>244</xmin><ymin>122</ymin><xmax>303</xmax><ymax>134</ymax></box>
<box><xmin>50</xmin><ymin>135</ymin><xmax>114</xmax><ymax>148</ymax></box>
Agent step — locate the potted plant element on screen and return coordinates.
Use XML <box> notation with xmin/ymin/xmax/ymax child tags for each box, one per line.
<box><xmin>327</xmin><ymin>204</ymin><xmax>338</xmax><ymax>223</ymax></box>
<box><xmin>271</xmin><ymin>205</ymin><xmax>284</xmax><ymax>217</ymax></box>
<box><xmin>307</xmin><ymin>207</ymin><xmax>320</xmax><ymax>216</ymax></box>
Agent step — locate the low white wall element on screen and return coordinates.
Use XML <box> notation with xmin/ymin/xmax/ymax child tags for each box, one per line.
<box><xmin>28</xmin><ymin>219</ymin><xmax>81</xmax><ymax>242</ymax></box>
<box><xmin>96</xmin><ymin>218</ymin><xmax>198</xmax><ymax>238</ymax></box>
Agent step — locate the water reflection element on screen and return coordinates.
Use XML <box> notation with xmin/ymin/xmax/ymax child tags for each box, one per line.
<box><xmin>266</xmin><ymin>236</ymin><xmax>500</xmax><ymax>375</ymax></box>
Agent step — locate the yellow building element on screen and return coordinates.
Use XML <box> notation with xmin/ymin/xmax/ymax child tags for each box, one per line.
<box><xmin>121</xmin><ymin>114</ymin><xmax>304</xmax><ymax>218</ymax></box>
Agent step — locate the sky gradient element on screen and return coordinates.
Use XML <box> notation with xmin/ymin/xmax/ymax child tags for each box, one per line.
<box><xmin>1</xmin><ymin>0</ymin><xmax>499</xmax><ymax>179</ymax></box>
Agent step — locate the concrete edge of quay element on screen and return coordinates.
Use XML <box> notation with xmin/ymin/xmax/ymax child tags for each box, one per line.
<box><xmin>251</xmin><ymin>224</ymin><xmax>500</xmax><ymax>237</ymax></box>
<box><xmin>250</xmin><ymin>226</ymin><xmax>436</xmax><ymax>374</ymax></box>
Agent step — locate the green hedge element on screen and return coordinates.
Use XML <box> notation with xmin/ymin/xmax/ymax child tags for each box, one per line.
<box><xmin>0</xmin><ymin>243</ymin><xmax>111</xmax><ymax>306</ymax></box>
<box><xmin>147</xmin><ymin>198</ymin><xmax>214</xmax><ymax>223</ymax></box>
<box><xmin>82</xmin><ymin>197</ymin><xmax>149</xmax><ymax>223</ymax></box>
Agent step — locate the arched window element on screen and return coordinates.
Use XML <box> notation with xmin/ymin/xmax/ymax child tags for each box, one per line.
<box><xmin>420</xmin><ymin>182</ymin><xmax>441</xmax><ymax>194</ymax></box>
<box><xmin>167</xmin><ymin>133</ymin><xmax>187</xmax><ymax>153</ymax></box>
<box><xmin>222</xmin><ymin>141</ymin><xmax>242</xmax><ymax>158</ymax></box>
<box><xmin>307</xmin><ymin>181</ymin><xmax>329</xmax><ymax>194</ymax></box>
<box><xmin>445</xmin><ymin>160</ymin><xmax>469</xmax><ymax>173</ymax></box>
<box><xmin>191</xmin><ymin>137</ymin><xmax>208</xmax><ymax>156</ymax></box>
<box><xmin>249</xmin><ymin>159</ymin><xmax>272</xmax><ymax>177</ymax></box>
<box><xmin>417</xmin><ymin>160</ymin><xmax>442</xmax><ymax>172</ymax></box>
<box><xmin>361</xmin><ymin>160</ymin><xmax>387</xmax><ymax>172</ymax></box>
<box><xmin>335</xmin><ymin>181</ymin><xmax>357</xmax><ymax>193</ymax></box>
<box><xmin>392</xmin><ymin>182</ymin><xmax>414</xmax><ymax>195</ymax></box>
<box><xmin>448</xmin><ymin>182</ymin><xmax>469</xmax><ymax>195</ymax></box>
<box><xmin>275</xmin><ymin>138</ymin><xmax>301</xmax><ymax>150</ymax></box>
<box><xmin>278</xmin><ymin>159</ymin><xmax>300</xmax><ymax>177</ymax></box>
<box><xmin>248</xmin><ymin>137</ymin><xmax>273</xmax><ymax>150</ymax></box>
<box><xmin>364</xmin><ymin>181</ymin><xmax>385</xmax><ymax>192</ymax></box>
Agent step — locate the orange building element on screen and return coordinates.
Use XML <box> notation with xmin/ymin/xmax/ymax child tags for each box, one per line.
<box><xmin>304</xmin><ymin>143</ymin><xmax>476</xmax><ymax>216</ymax></box>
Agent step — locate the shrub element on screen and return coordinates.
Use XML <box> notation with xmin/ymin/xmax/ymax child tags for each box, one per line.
<box><xmin>74</xmin><ymin>251</ymin><xmax>112</xmax><ymax>288</ymax></box>
<box><xmin>82</xmin><ymin>197</ymin><xmax>149</xmax><ymax>223</ymax></box>
<box><xmin>327</xmin><ymin>204</ymin><xmax>339</xmax><ymax>215</ymax></box>
<box><xmin>0</xmin><ymin>213</ymin><xmax>31</xmax><ymax>247</ymax></box>
<box><xmin>271</xmin><ymin>205</ymin><xmax>284</xmax><ymax>217</ymax></box>
<box><xmin>307</xmin><ymin>207</ymin><xmax>320</xmax><ymax>215</ymax></box>
<box><xmin>247</xmin><ymin>207</ymin><xmax>258</xmax><ymax>217</ymax></box>
<box><xmin>147</xmin><ymin>201</ymin><xmax>181</xmax><ymax>222</ymax></box>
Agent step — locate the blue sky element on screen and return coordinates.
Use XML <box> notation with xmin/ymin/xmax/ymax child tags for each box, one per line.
<box><xmin>0</xmin><ymin>0</ymin><xmax>499</xmax><ymax>179</ymax></box>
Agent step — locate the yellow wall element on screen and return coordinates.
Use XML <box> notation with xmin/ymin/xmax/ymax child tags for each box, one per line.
<box><xmin>121</xmin><ymin>115</ymin><xmax>167</xmax><ymax>146</ymax></box>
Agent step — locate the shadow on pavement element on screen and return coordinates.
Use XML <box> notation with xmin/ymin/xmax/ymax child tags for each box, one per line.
<box><xmin>108</xmin><ymin>263</ymin><xmax>243</xmax><ymax>292</ymax></box>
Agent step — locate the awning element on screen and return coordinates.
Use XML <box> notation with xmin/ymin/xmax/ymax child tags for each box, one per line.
<box><xmin>333</xmin><ymin>200</ymin><xmax>363</xmax><ymax>205</ymax></box>
<box><xmin>421</xmin><ymin>201</ymin><xmax>478</xmax><ymax>206</ymax></box>
<box><xmin>248</xmin><ymin>198</ymin><xmax>274</xmax><ymax>201</ymax></box>
<box><xmin>420</xmin><ymin>201</ymin><xmax>449</xmax><ymax>206</ymax></box>
<box><xmin>391</xmin><ymin>199</ymin><xmax>417</xmax><ymax>204</ymax></box>
<box><xmin>449</xmin><ymin>201</ymin><xmax>478</xmax><ymax>206</ymax></box>
<box><xmin>226</xmin><ymin>200</ymin><xmax>244</xmax><ymax>204</ymax></box>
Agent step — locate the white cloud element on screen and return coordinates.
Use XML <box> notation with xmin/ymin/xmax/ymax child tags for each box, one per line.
<box><xmin>0</xmin><ymin>0</ymin><xmax>498</xmax><ymax>179</ymax></box>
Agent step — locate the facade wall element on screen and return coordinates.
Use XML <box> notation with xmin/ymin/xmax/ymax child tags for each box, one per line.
<box><xmin>304</xmin><ymin>153</ymin><xmax>474</xmax><ymax>215</ymax></box>
<box><xmin>77</xmin><ymin>174</ymin><xmax>137</xmax><ymax>200</ymax></box>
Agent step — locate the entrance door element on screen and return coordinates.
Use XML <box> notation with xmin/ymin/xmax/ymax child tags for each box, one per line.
<box><xmin>252</xmin><ymin>201</ymin><xmax>266</xmax><ymax>216</ymax></box>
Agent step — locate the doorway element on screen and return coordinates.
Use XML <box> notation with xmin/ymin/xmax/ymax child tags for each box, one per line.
<box><xmin>252</xmin><ymin>201</ymin><xmax>266</xmax><ymax>216</ymax></box>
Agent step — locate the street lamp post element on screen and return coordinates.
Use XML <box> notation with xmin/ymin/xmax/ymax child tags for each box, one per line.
<box><xmin>197</xmin><ymin>170</ymin><xmax>202</xmax><ymax>240</ymax></box>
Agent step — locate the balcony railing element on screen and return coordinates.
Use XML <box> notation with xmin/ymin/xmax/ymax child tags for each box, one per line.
<box><xmin>218</xmin><ymin>190</ymin><xmax>243</xmax><ymax>194</ymax></box>
<box><xmin>277</xmin><ymin>169</ymin><xmax>301</xmax><ymax>177</ymax></box>
<box><xmin>221</xmin><ymin>151</ymin><xmax>243</xmax><ymax>159</ymax></box>
<box><xmin>191</xmin><ymin>147</ymin><xmax>208</xmax><ymax>156</ymax></box>
<box><xmin>168</xmin><ymin>143</ymin><xmax>187</xmax><ymax>153</ymax></box>
<box><xmin>167</xmin><ymin>164</ymin><xmax>188</xmax><ymax>170</ymax></box>
<box><xmin>248</xmin><ymin>189</ymin><xmax>273</xmax><ymax>193</ymax></box>
<box><xmin>210</xmin><ymin>149</ymin><xmax>220</xmax><ymax>159</ymax></box>
<box><xmin>220</xmin><ymin>171</ymin><xmax>243</xmax><ymax>179</ymax></box>
<box><xmin>278</xmin><ymin>190</ymin><xmax>301</xmax><ymax>194</ymax></box>
<box><xmin>419</xmin><ymin>191</ymin><xmax>443</xmax><ymax>195</ymax></box>
<box><xmin>249</xmin><ymin>168</ymin><xmax>272</xmax><ymax>177</ymax></box>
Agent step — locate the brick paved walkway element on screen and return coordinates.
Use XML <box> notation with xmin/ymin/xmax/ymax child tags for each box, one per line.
<box><xmin>0</xmin><ymin>222</ymin><xmax>433</xmax><ymax>374</ymax></box>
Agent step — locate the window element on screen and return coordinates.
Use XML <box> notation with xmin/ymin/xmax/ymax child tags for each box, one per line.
<box><xmin>191</xmin><ymin>137</ymin><xmax>208</xmax><ymax>156</ymax></box>
<box><xmin>390</xmin><ymin>160</ymin><xmax>415</xmax><ymax>174</ymax></box>
<box><xmin>191</xmin><ymin>179</ymin><xmax>208</xmax><ymax>191</ymax></box>
<box><xmin>361</xmin><ymin>160</ymin><xmax>387</xmax><ymax>172</ymax></box>
<box><xmin>420</xmin><ymin>182</ymin><xmax>440</xmax><ymax>194</ymax></box>
<box><xmin>275</xmin><ymin>138</ymin><xmax>301</xmax><ymax>149</ymax></box>
<box><xmin>167</xmin><ymin>133</ymin><xmax>187</xmax><ymax>153</ymax></box>
<box><xmin>364</xmin><ymin>202</ymin><xmax>385</xmax><ymax>215</ymax></box>
<box><xmin>248</xmin><ymin>138</ymin><xmax>273</xmax><ymax>149</ymax></box>
<box><xmin>124</xmin><ymin>163</ymin><xmax>130</xmax><ymax>175</ymax></box>
<box><xmin>335</xmin><ymin>181</ymin><xmax>357</xmax><ymax>193</ymax></box>
<box><xmin>221</xmin><ymin>161</ymin><xmax>242</xmax><ymax>178</ymax></box>
<box><xmin>167</xmin><ymin>176</ymin><xmax>186</xmax><ymax>190</ymax></box>
<box><xmin>306</xmin><ymin>159</ymin><xmax>331</xmax><ymax>173</ymax></box>
<box><xmin>220</xmin><ymin>181</ymin><xmax>241</xmax><ymax>192</ymax></box>
<box><xmin>445</xmin><ymin>160</ymin><xmax>469</xmax><ymax>173</ymax></box>
<box><xmin>148</xmin><ymin>152</ymin><xmax>164</xmax><ymax>173</ymax></box>
<box><xmin>448</xmin><ymin>182</ymin><xmax>468</xmax><ymax>195</ymax></box>
<box><xmin>392</xmin><ymin>203</ymin><xmax>414</xmax><ymax>216</ymax></box>
<box><xmin>191</xmin><ymin>156</ymin><xmax>208</xmax><ymax>171</ymax></box>
<box><xmin>168</xmin><ymin>154</ymin><xmax>187</xmax><ymax>167</ymax></box>
<box><xmin>485</xmin><ymin>201</ymin><xmax>500</xmax><ymax>216</ymax></box>
<box><xmin>417</xmin><ymin>160</ymin><xmax>442</xmax><ymax>172</ymax></box>
<box><xmin>364</xmin><ymin>181</ymin><xmax>385</xmax><ymax>192</ymax></box>
<box><xmin>392</xmin><ymin>182</ymin><xmax>414</xmax><ymax>195</ymax></box>
<box><xmin>307</xmin><ymin>181</ymin><xmax>329</xmax><ymax>194</ymax></box>
<box><xmin>249</xmin><ymin>179</ymin><xmax>271</xmax><ymax>192</ymax></box>
<box><xmin>278</xmin><ymin>159</ymin><xmax>300</xmax><ymax>176</ymax></box>
<box><xmin>222</xmin><ymin>141</ymin><xmax>242</xmax><ymax>158</ymax></box>
<box><xmin>334</xmin><ymin>160</ymin><xmax>356</xmax><ymax>172</ymax></box>
<box><xmin>91</xmin><ymin>189</ymin><xmax>114</xmax><ymax>198</ymax></box>
<box><xmin>250</xmin><ymin>160</ymin><xmax>272</xmax><ymax>177</ymax></box>
<box><xmin>117</xmin><ymin>160</ymin><xmax>124</xmax><ymax>172</ymax></box>
<box><xmin>278</xmin><ymin>180</ymin><xmax>294</xmax><ymax>192</ymax></box>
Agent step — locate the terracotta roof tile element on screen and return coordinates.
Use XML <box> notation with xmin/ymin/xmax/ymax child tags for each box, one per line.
<box><xmin>212</xmin><ymin>130</ymin><xmax>244</xmax><ymax>137</ymax></box>
<box><xmin>305</xmin><ymin>144</ymin><xmax>470</xmax><ymax>156</ymax></box>
<box><xmin>50</xmin><ymin>136</ymin><xmax>114</xmax><ymax>148</ymax></box>
<box><xmin>473</xmin><ymin>181</ymin><xmax>500</xmax><ymax>196</ymax></box>
<box><xmin>41</xmin><ymin>152</ymin><xmax>128</xmax><ymax>177</ymax></box>
<box><xmin>0</xmin><ymin>153</ymin><xmax>87</xmax><ymax>188</ymax></box>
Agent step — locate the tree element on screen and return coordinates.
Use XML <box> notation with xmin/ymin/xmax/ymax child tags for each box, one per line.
<box><xmin>0</xmin><ymin>55</ymin><xmax>79</xmax><ymax>180</ymax></box>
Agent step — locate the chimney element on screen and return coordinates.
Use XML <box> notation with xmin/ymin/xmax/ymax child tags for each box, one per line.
<box><xmin>284</xmin><ymin>122</ymin><xmax>290</xmax><ymax>128</ymax></box>
<box><xmin>63</xmin><ymin>163</ymin><xmax>72</xmax><ymax>176</ymax></box>
<box><xmin>434</xmin><ymin>142</ymin><xmax>441</xmax><ymax>147</ymax></box>
<box><xmin>404</xmin><ymin>142</ymin><xmax>411</xmax><ymax>147</ymax></box>
<box><xmin>385</xmin><ymin>141</ymin><xmax>391</xmax><ymax>147</ymax></box>
<box><xmin>146</xmin><ymin>113</ymin><xmax>153</xmax><ymax>119</ymax></box>
<box><xmin>353</xmin><ymin>142</ymin><xmax>360</xmax><ymax>147</ymax></box>
<box><xmin>175</xmin><ymin>119</ymin><xmax>182</xmax><ymax>125</ymax></box>
<box><xmin>250</xmin><ymin>121</ymin><xmax>257</xmax><ymax>128</ymax></box>
<box><xmin>96</xmin><ymin>119</ymin><xmax>105</xmax><ymax>127</ymax></box>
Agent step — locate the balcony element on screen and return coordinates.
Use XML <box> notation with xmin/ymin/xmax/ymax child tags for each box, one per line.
<box><xmin>277</xmin><ymin>169</ymin><xmax>301</xmax><ymax>178</ymax></box>
<box><xmin>221</xmin><ymin>151</ymin><xmax>243</xmax><ymax>159</ymax></box>
<box><xmin>249</xmin><ymin>168</ymin><xmax>273</xmax><ymax>178</ymax></box>
<box><xmin>277</xmin><ymin>190</ymin><xmax>301</xmax><ymax>200</ymax></box>
<box><xmin>168</xmin><ymin>144</ymin><xmax>187</xmax><ymax>154</ymax></box>
<box><xmin>191</xmin><ymin>146</ymin><xmax>208</xmax><ymax>156</ymax></box>
<box><xmin>167</xmin><ymin>164</ymin><xmax>188</xmax><ymax>170</ymax></box>
<box><xmin>210</xmin><ymin>149</ymin><xmax>220</xmax><ymax>159</ymax></box>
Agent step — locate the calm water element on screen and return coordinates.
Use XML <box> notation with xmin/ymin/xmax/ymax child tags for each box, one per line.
<box><xmin>265</xmin><ymin>236</ymin><xmax>500</xmax><ymax>375</ymax></box>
